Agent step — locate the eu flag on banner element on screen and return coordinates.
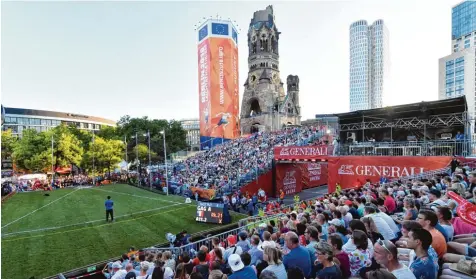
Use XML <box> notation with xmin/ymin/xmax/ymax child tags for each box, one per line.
<box><xmin>199</xmin><ymin>25</ymin><xmax>208</xmax><ymax>41</ymax></box>
<box><xmin>212</xmin><ymin>23</ymin><xmax>229</xmax><ymax>35</ymax></box>
<box><xmin>232</xmin><ymin>28</ymin><xmax>238</xmax><ymax>44</ymax></box>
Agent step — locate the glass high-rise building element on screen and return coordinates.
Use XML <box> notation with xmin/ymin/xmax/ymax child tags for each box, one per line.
<box><xmin>439</xmin><ymin>1</ymin><xmax>476</xmax><ymax>132</ymax></box>
<box><xmin>349</xmin><ymin>19</ymin><xmax>389</xmax><ymax>112</ymax></box>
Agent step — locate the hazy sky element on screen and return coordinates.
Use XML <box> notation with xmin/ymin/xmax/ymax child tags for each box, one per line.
<box><xmin>1</xmin><ymin>0</ymin><xmax>462</xmax><ymax>122</ymax></box>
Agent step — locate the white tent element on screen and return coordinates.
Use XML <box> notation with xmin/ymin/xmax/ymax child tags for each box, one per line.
<box><xmin>18</xmin><ymin>174</ymin><xmax>47</xmax><ymax>181</ymax></box>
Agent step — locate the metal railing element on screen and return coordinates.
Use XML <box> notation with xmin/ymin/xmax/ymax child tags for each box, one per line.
<box><xmin>337</xmin><ymin>140</ymin><xmax>475</xmax><ymax>157</ymax></box>
<box><xmin>143</xmin><ymin>213</ymin><xmax>286</xmax><ymax>257</ymax></box>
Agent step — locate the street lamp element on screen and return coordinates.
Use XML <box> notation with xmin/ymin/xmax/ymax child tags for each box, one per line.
<box><xmin>160</xmin><ymin>130</ymin><xmax>169</xmax><ymax>196</ymax></box>
<box><xmin>132</xmin><ymin>132</ymin><xmax>140</xmax><ymax>186</ymax></box>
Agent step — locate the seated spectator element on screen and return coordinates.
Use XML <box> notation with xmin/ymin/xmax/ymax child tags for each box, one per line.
<box><xmin>374</xmin><ymin>239</ymin><xmax>416</xmax><ymax>278</ymax></box>
<box><xmin>192</xmin><ymin>251</ymin><xmax>209</xmax><ymax>279</ymax></box>
<box><xmin>361</xmin><ymin>216</ymin><xmax>384</xmax><ymax>244</ymax></box>
<box><xmin>347</xmin><ymin>230</ymin><xmax>372</xmax><ymax>277</ymax></box>
<box><xmin>282</xmin><ymin>232</ymin><xmax>311</xmax><ymax>278</ymax></box>
<box><xmin>249</xmin><ymin>235</ymin><xmax>263</xmax><ymax>266</ymax></box>
<box><xmin>209</xmin><ymin>261</ymin><xmax>228</xmax><ymax>279</ymax></box>
<box><xmin>436</xmin><ymin>206</ymin><xmax>454</xmax><ymax>241</ymax></box>
<box><xmin>366</xmin><ymin>269</ymin><xmax>397</xmax><ymax>279</ymax></box>
<box><xmin>328</xmin><ymin>234</ymin><xmax>350</xmax><ymax>278</ymax></box>
<box><xmin>236</xmin><ymin>232</ymin><xmax>251</xmax><ymax>253</ymax></box>
<box><xmin>405</xmin><ymin>228</ymin><xmax>438</xmax><ymax>279</ymax></box>
<box><xmin>417</xmin><ymin>209</ymin><xmax>447</xmax><ymax>258</ymax></box>
<box><xmin>262</xmin><ymin>247</ymin><xmax>286</xmax><ymax>279</ymax></box>
<box><xmin>228</xmin><ymin>254</ymin><xmax>257</xmax><ymax>279</ymax></box>
<box><xmin>224</xmin><ymin>235</ymin><xmax>243</xmax><ymax>263</ymax></box>
<box><xmin>314</xmin><ymin>241</ymin><xmax>342</xmax><ymax>279</ymax></box>
<box><xmin>193</xmin><ymin>246</ymin><xmax>211</xmax><ymax>265</ymax></box>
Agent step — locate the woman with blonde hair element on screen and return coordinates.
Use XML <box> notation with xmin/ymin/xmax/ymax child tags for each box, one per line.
<box><xmin>262</xmin><ymin>247</ymin><xmax>287</xmax><ymax>279</ymax></box>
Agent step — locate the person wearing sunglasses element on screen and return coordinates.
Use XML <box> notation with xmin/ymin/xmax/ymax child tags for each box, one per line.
<box><xmin>373</xmin><ymin>238</ymin><xmax>416</xmax><ymax>279</ymax></box>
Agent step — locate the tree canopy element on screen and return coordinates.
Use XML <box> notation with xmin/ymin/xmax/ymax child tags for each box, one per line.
<box><xmin>3</xmin><ymin>115</ymin><xmax>188</xmax><ymax>173</ymax></box>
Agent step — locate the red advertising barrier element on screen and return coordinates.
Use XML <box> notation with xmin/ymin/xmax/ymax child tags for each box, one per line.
<box><xmin>274</xmin><ymin>145</ymin><xmax>331</xmax><ymax>161</ymax></box>
<box><xmin>240</xmin><ymin>171</ymin><xmax>274</xmax><ymax>198</ymax></box>
<box><xmin>276</xmin><ymin>164</ymin><xmax>303</xmax><ymax>196</ymax></box>
<box><xmin>327</xmin><ymin>156</ymin><xmax>452</xmax><ymax>193</ymax></box>
<box><xmin>299</xmin><ymin>162</ymin><xmax>328</xmax><ymax>189</ymax></box>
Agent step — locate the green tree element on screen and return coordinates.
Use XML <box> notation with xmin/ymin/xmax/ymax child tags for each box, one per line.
<box><xmin>96</xmin><ymin>126</ymin><xmax>120</xmax><ymax>141</ymax></box>
<box><xmin>67</xmin><ymin>126</ymin><xmax>94</xmax><ymax>153</ymax></box>
<box><xmin>117</xmin><ymin>115</ymin><xmax>187</xmax><ymax>163</ymax></box>
<box><xmin>85</xmin><ymin>137</ymin><xmax>124</xmax><ymax>174</ymax></box>
<box><xmin>51</xmin><ymin>125</ymin><xmax>84</xmax><ymax>168</ymax></box>
<box><xmin>13</xmin><ymin>129</ymin><xmax>51</xmax><ymax>172</ymax></box>
<box><xmin>1</xmin><ymin>129</ymin><xmax>17</xmax><ymax>161</ymax></box>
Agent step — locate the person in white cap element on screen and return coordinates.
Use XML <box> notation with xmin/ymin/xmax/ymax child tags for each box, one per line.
<box><xmin>111</xmin><ymin>261</ymin><xmax>127</xmax><ymax>279</ymax></box>
<box><xmin>228</xmin><ymin>254</ymin><xmax>257</xmax><ymax>279</ymax></box>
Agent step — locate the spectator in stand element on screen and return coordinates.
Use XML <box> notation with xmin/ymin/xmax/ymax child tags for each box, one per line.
<box><xmin>192</xmin><ymin>246</ymin><xmax>211</xmax><ymax>265</ymax></box>
<box><xmin>282</xmin><ymin>232</ymin><xmax>311</xmax><ymax>278</ymax></box>
<box><xmin>224</xmin><ymin>235</ymin><xmax>243</xmax><ymax>263</ymax></box>
<box><xmin>248</xmin><ymin>235</ymin><xmax>263</xmax><ymax>266</ymax></box>
<box><xmin>328</xmin><ymin>234</ymin><xmax>350</xmax><ymax>279</ymax></box>
<box><xmin>366</xmin><ymin>270</ymin><xmax>397</xmax><ymax>279</ymax></box>
<box><xmin>262</xmin><ymin>247</ymin><xmax>286</xmax><ymax>279</ymax></box>
<box><xmin>406</xmin><ymin>228</ymin><xmax>438</xmax><ymax>279</ymax></box>
<box><xmin>262</xmin><ymin>231</ymin><xmax>276</xmax><ymax>249</ymax></box>
<box><xmin>436</xmin><ymin>206</ymin><xmax>455</xmax><ymax>241</ymax></box>
<box><xmin>236</xmin><ymin>232</ymin><xmax>251</xmax><ymax>253</ymax></box>
<box><xmin>211</xmin><ymin>248</ymin><xmax>227</xmax><ymax>272</ymax></box>
<box><xmin>174</xmin><ymin>263</ymin><xmax>189</xmax><ymax>279</ymax></box>
<box><xmin>429</xmin><ymin>189</ymin><xmax>447</xmax><ymax>211</ymax></box>
<box><xmin>347</xmin><ymin>230</ymin><xmax>372</xmax><ymax>277</ymax></box>
<box><xmin>228</xmin><ymin>254</ymin><xmax>257</xmax><ymax>279</ymax></box>
<box><xmin>373</xmin><ymin>239</ymin><xmax>416</xmax><ymax>278</ymax></box>
<box><xmin>304</xmin><ymin>226</ymin><xmax>319</xmax><ymax>278</ymax></box>
<box><xmin>135</xmin><ymin>262</ymin><xmax>149</xmax><ymax>279</ymax></box>
<box><xmin>163</xmin><ymin>251</ymin><xmax>175</xmax><ymax>271</ymax></box>
<box><xmin>178</xmin><ymin>252</ymin><xmax>194</xmax><ymax>275</ymax></box>
<box><xmin>259</xmin><ymin>270</ymin><xmax>278</xmax><ymax>279</ymax></box>
<box><xmin>361</xmin><ymin>216</ymin><xmax>384</xmax><ymax>244</ymax></box>
<box><xmin>208</xmin><ymin>238</ymin><xmax>225</xmax><ymax>262</ymax></box>
<box><xmin>286</xmin><ymin>267</ymin><xmax>304</xmax><ymax>279</ymax></box>
<box><xmin>111</xmin><ymin>261</ymin><xmax>127</xmax><ymax>279</ymax></box>
<box><xmin>209</xmin><ymin>261</ymin><xmax>228</xmax><ymax>279</ymax></box>
<box><xmin>315</xmin><ymin>241</ymin><xmax>342</xmax><ymax>279</ymax></box>
<box><xmin>363</xmin><ymin>205</ymin><xmax>395</xmax><ymax>241</ymax></box>
<box><xmin>417</xmin><ymin>209</ymin><xmax>448</xmax><ymax>258</ymax></box>
<box><xmin>192</xmin><ymin>251</ymin><xmax>209</xmax><ymax>279</ymax></box>
<box><xmin>316</xmin><ymin>214</ymin><xmax>329</xmax><ymax>241</ymax></box>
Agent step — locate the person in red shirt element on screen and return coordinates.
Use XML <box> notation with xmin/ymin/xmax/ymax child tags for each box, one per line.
<box><xmin>192</xmin><ymin>245</ymin><xmax>211</xmax><ymax>265</ymax></box>
<box><xmin>381</xmin><ymin>189</ymin><xmax>396</xmax><ymax>214</ymax></box>
<box><xmin>328</xmin><ymin>233</ymin><xmax>350</xmax><ymax>278</ymax></box>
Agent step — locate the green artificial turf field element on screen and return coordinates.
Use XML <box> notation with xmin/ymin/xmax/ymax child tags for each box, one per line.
<box><xmin>1</xmin><ymin>184</ymin><xmax>245</xmax><ymax>278</ymax></box>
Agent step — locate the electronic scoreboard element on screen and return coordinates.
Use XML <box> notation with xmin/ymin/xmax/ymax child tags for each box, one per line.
<box><xmin>196</xmin><ymin>202</ymin><xmax>231</xmax><ymax>224</ymax></box>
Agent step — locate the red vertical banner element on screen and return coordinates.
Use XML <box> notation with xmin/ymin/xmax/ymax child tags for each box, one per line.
<box><xmin>232</xmin><ymin>45</ymin><xmax>240</xmax><ymax>138</ymax></box>
<box><xmin>198</xmin><ymin>40</ymin><xmax>211</xmax><ymax>137</ymax></box>
<box><xmin>276</xmin><ymin>164</ymin><xmax>302</xmax><ymax>196</ymax></box>
<box><xmin>207</xmin><ymin>37</ymin><xmax>239</xmax><ymax>140</ymax></box>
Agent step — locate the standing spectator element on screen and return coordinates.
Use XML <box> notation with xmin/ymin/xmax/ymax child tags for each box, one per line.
<box><xmin>262</xmin><ymin>247</ymin><xmax>287</xmax><ymax>279</ymax></box>
<box><xmin>328</xmin><ymin>234</ymin><xmax>350</xmax><ymax>279</ymax></box>
<box><xmin>406</xmin><ymin>228</ymin><xmax>438</xmax><ymax>279</ymax></box>
<box><xmin>315</xmin><ymin>241</ymin><xmax>342</xmax><ymax>279</ymax></box>
<box><xmin>111</xmin><ymin>261</ymin><xmax>127</xmax><ymax>279</ymax></box>
<box><xmin>209</xmin><ymin>261</ymin><xmax>228</xmax><ymax>279</ymax></box>
<box><xmin>228</xmin><ymin>254</ymin><xmax>257</xmax><ymax>279</ymax></box>
<box><xmin>417</xmin><ymin>210</ymin><xmax>447</xmax><ymax>258</ymax></box>
<box><xmin>282</xmin><ymin>232</ymin><xmax>312</xmax><ymax>278</ymax></box>
<box><xmin>373</xmin><ymin>239</ymin><xmax>416</xmax><ymax>278</ymax></box>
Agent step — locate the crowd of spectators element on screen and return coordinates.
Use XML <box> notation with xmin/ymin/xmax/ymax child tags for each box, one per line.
<box><xmin>153</xmin><ymin>127</ymin><xmax>325</xmax><ymax>196</ymax></box>
<box><xmin>105</xmin><ymin>166</ymin><xmax>476</xmax><ymax>279</ymax></box>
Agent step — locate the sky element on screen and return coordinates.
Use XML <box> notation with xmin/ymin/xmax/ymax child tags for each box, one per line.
<box><xmin>1</xmin><ymin>0</ymin><xmax>463</xmax><ymax>122</ymax></box>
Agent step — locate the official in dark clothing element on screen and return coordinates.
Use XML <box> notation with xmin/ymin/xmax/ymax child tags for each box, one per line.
<box><xmin>105</xmin><ymin>196</ymin><xmax>114</xmax><ymax>222</ymax></box>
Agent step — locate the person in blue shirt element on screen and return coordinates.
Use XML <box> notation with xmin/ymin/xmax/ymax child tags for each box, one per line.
<box><xmin>283</xmin><ymin>231</ymin><xmax>312</xmax><ymax>278</ymax></box>
<box><xmin>105</xmin><ymin>196</ymin><xmax>114</xmax><ymax>222</ymax></box>
<box><xmin>228</xmin><ymin>254</ymin><xmax>257</xmax><ymax>279</ymax></box>
<box><xmin>407</xmin><ymin>228</ymin><xmax>438</xmax><ymax>279</ymax></box>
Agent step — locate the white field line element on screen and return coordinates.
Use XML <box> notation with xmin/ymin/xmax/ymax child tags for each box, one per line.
<box><xmin>90</xmin><ymin>187</ymin><xmax>181</xmax><ymax>205</ymax></box>
<box><xmin>2</xmin><ymin>202</ymin><xmax>195</xmax><ymax>237</ymax></box>
<box><xmin>1</xmin><ymin>188</ymin><xmax>81</xmax><ymax>229</ymax></box>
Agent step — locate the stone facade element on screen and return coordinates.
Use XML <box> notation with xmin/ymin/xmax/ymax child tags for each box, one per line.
<box><xmin>240</xmin><ymin>5</ymin><xmax>301</xmax><ymax>134</ymax></box>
